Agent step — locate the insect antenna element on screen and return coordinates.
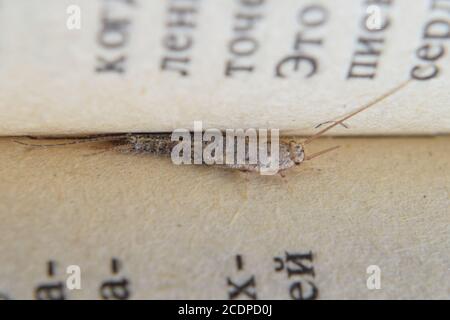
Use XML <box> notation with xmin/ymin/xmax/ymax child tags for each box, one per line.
<box><xmin>303</xmin><ymin>78</ymin><xmax>412</xmax><ymax>145</ymax></box>
<box><xmin>13</xmin><ymin>134</ymin><xmax>128</xmax><ymax>147</ymax></box>
<box><xmin>23</xmin><ymin>134</ymin><xmax>126</xmax><ymax>140</ymax></box>
<box><xmin>305</xmin><ymin>145</ymin><xmax>340</xmax><ymax>161</ymax></box>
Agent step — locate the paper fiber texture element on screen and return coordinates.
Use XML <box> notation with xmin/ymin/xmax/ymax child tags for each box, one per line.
<box><xmin>0</xmin><ymin>0</ymin><xmax>449</xmax><ymax>135</ymax></box>
<box><xmin>0</xmin><ymin>136</ymin><xmax>449</xmax><ymax>299</ymax></box>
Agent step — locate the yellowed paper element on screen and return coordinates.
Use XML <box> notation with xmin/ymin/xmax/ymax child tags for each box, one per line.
<box><xmin>0</xmin><ymin>137</ymin><xmax>449</xmax><ymax>299</ymax></box>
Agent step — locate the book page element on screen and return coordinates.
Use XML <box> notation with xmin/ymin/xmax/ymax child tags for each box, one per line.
<box><xmin>0</xmin><ymin>0</ymin><xmax>449</xmax><ymax>135</ymax></box>
<box><xmin>0</xmin><ymin>136</ymin><xmax>449</xmax><ymax>299</ymax></box>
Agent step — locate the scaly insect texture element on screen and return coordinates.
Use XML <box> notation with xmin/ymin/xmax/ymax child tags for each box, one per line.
<box><xmin>14</xmin><ymin>79</ymin><xmax>411</xmax><ymax>175</ymax></box>
<box><xmin>125</xmin><ymin>134</ymin><xmax>306</xmax><ymax>173</ymax></box>
<box><xmin>104</xmin><ymin>133</ymin><xmax>305</xmax><ymax>173</ymax></box>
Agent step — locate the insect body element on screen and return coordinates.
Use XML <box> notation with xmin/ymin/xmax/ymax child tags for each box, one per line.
<box><xmin>115</xmin><ymin>133</ymin><xmax>308</xmax><ymax>173</ymax></box>
<box><xmin>14</xmin><ymin>79</ymin><xmax>411</xmax><ymax>175</ymax></box>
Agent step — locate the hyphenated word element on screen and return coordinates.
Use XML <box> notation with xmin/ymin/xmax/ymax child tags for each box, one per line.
<box><xmin>34</xmin><ymin>258</ymin><xmax>130</xmax><ymax>300</ymax></box>
<box><xmin>100</xmin><ymin>258</ymin><xmax>131</xmax><ymax>300</ymax></box>
<box><xmin>227</xmin><ymin>255</ymin><xmax>258</xmax><ymax>299</ymax></box>
<box><xmin>34</xmin><ymin>261</ymin><xmax>67</xmax><ymax>300</ymax></box>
